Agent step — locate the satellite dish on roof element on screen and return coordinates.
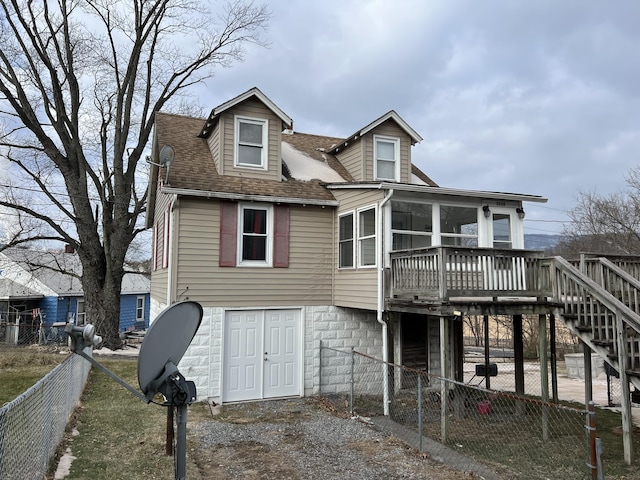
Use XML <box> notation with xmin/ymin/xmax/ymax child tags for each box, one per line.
<box><xmin>159</xmin><ymin>145</ymin><xmax>175</xmax><ymax>168</ymax></box>
<box><xmin>146</xmin><ymin>144</ymin><xmax>175</xmax><ymax>184</ymax></box>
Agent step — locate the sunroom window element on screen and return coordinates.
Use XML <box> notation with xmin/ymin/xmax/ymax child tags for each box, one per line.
<box><xmin>440</xmin><ymin>206</ymin><xmax>478</xmax><ymax>247</ymax></box>
<box><xmin>391</xmin><ymin>201</ymin><xmax>433</xmax><ymax>250</ymax></box>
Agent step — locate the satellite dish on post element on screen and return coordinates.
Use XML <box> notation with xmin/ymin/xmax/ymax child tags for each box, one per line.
<box><xmin>137</xmin><ymin>300</ymin><xmax>202</xmax><ymax>400</ymax></box>
<box><xmin>65</xmin><ymin>300</ymin><xmax>203</xmax><ymax>480</ymax></box>
<box><xmin>137</xmin><ymin>300</ymin><xmax>202</xmax><ymax>480</ymax></box>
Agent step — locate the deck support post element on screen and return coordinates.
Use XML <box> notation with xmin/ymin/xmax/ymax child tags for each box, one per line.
<box><xmin>550</xmin><ymin>312</ymin><xmax>559</xmax><ymax>402</ymax></box>
<box><xmin>513</xmin><ymin>314</ymin><xmax>525</xmax><ymax>395</ymax></box>
<box><xmin>615</xmin><ymin>309</ymin><xmax>633</xmax><ymax>464</ymax></box>
<box><xmin>483</xmin><ymin>315</ymin><xmax>491</xmax><ymax>389</ymax></box>
<box><xmin>513</xmin><ymin>314</ymin><xmax>525</xmax><ymax>416</ymax></box>
<box><xmin>440</xmin><ymin>315</ymin><xmax>450</xmax><ymax>443</ymax></box>
<box><xmin>583</xmin><ymin>342</ymin><xmax>593</xmax><ymax>405</ymax></box>
<box><xmin>539</xmin><ymin>313</ymin><xmax>549</xmax><ymax>441</ymax></box>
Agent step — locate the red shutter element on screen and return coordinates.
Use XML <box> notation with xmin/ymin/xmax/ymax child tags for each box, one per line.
<box><xmin>219</xmin><ymin>201</ymin><xmax>238</xmax><ymax>267</ymax></box>
<box><xmin>273</xmin><ymin>205</ymin><xmax>290</xmax><ymax>268</ymax></box>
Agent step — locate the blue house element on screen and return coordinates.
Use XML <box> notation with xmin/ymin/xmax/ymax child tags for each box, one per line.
<box><xmin>0</xmin><ymin>248</ymin><xmax>150</xmax><ymax>344</ymax></box>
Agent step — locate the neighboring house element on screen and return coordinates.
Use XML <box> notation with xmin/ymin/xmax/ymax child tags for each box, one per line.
<box><xmin>0</xmin><ymin>248</ymin><xmax>150</xmax><ymax>344</ymax></box>
<box><xmin>145</xmin><ymin>87</ymin><xmax>548</xmax><ymax>404</ymax></box>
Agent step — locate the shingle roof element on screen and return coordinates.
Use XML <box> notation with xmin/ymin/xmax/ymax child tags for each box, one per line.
<box><xmin>154</xmin><ymin>113</ymin><xmax>339</xmax><ymax>202</ymax></box>
<box><xmin>1</xmin><ymin>249</ymin><xmax>150</xmax><ymax>296</ymax></box>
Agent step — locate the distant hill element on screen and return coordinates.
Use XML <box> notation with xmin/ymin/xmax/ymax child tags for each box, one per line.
<box><xmin>524</xmin><ymin>234</ymin><xmax>563</xmax><ymax>251</ymax></box>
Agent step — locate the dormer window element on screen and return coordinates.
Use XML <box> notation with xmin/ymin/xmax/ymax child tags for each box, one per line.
<box><xmin>235</xmin><ymin>116</ymin><xmax>268</xmax><ymax>169</ymax></box>
<box><xmin>374</xmin><ymin>135</ymin><xmax>399</xmax><ymax>181</ymax></box>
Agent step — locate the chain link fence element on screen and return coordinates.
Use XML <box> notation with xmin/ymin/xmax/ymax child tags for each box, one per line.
<box><xmin>319</xmin><ymin>344</ymin><xmax>594</xmax><ymax>480</ymax></box>
<box><xmin>0</xmin><ymin>319</ymin><xmax>68</xmax><ymax>346</ymax></box>
<box><xmin>0</xmin><ymin>348</ymin><xmax>92</xmax><ymax>479</ymax></box>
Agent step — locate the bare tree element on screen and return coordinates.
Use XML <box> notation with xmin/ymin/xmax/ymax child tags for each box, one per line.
<box><xmin>558</xmin><ymin>166</ymin><xmax>640</xmax><ymax>256</ymax></box>
<box><xmin>0</xmin><ymin>0</ymin><xmax>270</xmax><ymax>348</ymax></box>
<box><xmin>463</xmin><ymin>315</ymin><xmax>483</xmax><ymax>347</ymax></box>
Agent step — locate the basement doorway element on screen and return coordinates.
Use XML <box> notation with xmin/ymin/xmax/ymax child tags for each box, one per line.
<box><xmin>401</xmin><ymin>313</ymin><xmax>429</xmax><ymax>375</ymax></box>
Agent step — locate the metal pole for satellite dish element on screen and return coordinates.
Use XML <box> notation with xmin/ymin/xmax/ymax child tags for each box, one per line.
<box><xmin>175</xmin><ymin>404</ymin><xmax>188</xmax><ymax>479</ymax></box>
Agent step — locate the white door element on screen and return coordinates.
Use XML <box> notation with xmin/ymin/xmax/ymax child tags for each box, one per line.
<box><xmin>223</xmin><ymin>309</ymin><xmax>300</xmax><ymax>402</ymax></box>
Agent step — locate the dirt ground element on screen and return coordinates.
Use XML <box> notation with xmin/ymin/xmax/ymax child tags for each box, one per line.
<box><xmin>187</xmin><ymin>397</ymin><xmax>482</xmax><ymax>480</ymax></box>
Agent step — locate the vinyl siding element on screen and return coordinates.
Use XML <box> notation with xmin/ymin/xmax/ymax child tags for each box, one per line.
<box><xmin>150</xmin><ymin>268</ymin><xmax>168</xmax><ymax>305</ymax></box>
<box><xmin>335</xmin><ymin>137</ymin><xmax>364</xmax><ymax>181</ymax></box>
<box><xmin>363</xmin><ymin>120</ymin><xmax>412</xmax><ymax>183</ymax></box>
<box><xmin>206</xmin><ymin>121</ymin><xmax>222</xmax><ymax>173</ymax></box>
<box><xmin>220</xmin><ymin>98</ymin><xmax>282</xmax><ymax>181</ymax></box>
<box><xmin>332</xmin><ymin>189</ymin><xmax>385</xmax><ymax>310</ymax></box>
<box><xmin>150</xmin><ymin>180</ymin><xmax>173</xmax><ymax>304</ymax></box>
<box><xmin>173</xmin><ymin>198</ymin><xmax>333</xmax><ymax>307</ymax></box>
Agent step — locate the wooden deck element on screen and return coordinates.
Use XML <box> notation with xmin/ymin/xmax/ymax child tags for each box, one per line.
<box><xmin>387</xmin><ymin>246</ymin><xmax>557</xmax><ymax>315</ymax></box>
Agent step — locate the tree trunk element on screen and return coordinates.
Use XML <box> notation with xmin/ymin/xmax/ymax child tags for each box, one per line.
<box><xmin>79</xmin><ymin>245</ymin><xmax>126</xmax><ymax>350</ymax></box>
<box><xmin>84</xmin><ymin>276</ymin><xmax>123</xmax><ymax>349</ymax></box>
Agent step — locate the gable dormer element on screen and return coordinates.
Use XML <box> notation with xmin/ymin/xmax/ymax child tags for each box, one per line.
<box><xmin>327</xmin><ymin>111</ymin><xmax>422</xmax><ymax>184</ymax></box>
<box><xmin>199</xmin><ymin>87</ymin><xmax>293</xmax><ymax>181</ymax></box>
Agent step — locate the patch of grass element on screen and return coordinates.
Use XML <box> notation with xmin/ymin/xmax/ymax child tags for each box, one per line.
<box><xmin>0</xmin><ymin>347</ymin><xmax>68</xmax><ymax>405</ymax></box>
<box><xmin>591</xmin><ymin>406</ymin><xmax>640</xmax><ymax>479</ymax></box>
<box><xmin>53</xmin><ymin>358</ymin><xmax>205</xmax><ymax>480</ymax></box>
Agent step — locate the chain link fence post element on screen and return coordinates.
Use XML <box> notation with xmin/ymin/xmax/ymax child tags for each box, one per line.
<box><xmin>350</xmin><ymin>346</ymin><xmax>355</xmax><ymax>417</ymax></box>
<box><xmin>586</xmin><ymin>400</ymin><xmax>600</xmax><ymax>480</ymax></box>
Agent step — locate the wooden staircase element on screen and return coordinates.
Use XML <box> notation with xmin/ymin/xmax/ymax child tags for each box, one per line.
<box><xmin>553</xmin><ymin>255</ymin><xmax>640</xmax><ymax>390</ymax></box>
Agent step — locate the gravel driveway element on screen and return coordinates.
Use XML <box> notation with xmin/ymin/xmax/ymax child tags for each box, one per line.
<box><xmin>189</xmin><ymin>397</ymin><xmax>482</xmax><ymax>480</ymax></box>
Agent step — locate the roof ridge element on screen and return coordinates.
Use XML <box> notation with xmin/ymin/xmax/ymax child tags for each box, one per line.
<box><xmin>156</xmin><ymin>111</ymin><xmax>206</xmax><ymax>122</ymax></box>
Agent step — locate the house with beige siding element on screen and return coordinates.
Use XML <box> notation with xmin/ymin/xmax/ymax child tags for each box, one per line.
<box><xmin>145</xmin><ymin>87</ymin><xmax>548</xmax><ymax>404</ymax></box>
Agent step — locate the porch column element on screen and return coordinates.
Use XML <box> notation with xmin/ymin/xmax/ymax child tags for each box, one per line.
<box><xmin>513</xmin><ymin>314</ymin><xmax>525</xmax><ymax>396</ymax></box>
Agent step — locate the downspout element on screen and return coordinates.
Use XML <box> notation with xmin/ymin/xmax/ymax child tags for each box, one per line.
<box><xmin>166</xmin><ymin>195</ymin><xmax>178</xmax><ymax>307</ymax></box>
<box><xmin>378</xmin><ymin>188</ymin><xmax>393</xmax><ymax>415</ymax></box>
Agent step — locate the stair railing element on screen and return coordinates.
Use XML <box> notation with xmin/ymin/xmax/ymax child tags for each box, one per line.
<box><xmin>551</xmin><ymin>256</ymin><xmax>640</xmax><ymax>373</ymax></box>
<box><xmin>580</xmin><ymin>256</ymin><xmax>640</xmax><ymax>314</ymax></box>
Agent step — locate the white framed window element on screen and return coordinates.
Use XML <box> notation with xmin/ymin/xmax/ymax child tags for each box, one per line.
<box><xmin>358</xmin><ymin>206</ymin><xmax>377</xmax><ymax>267</ymax></box>
<box><xmin>440</xmin><ymin>205</ymin><xmax>479</xmax><ymax>247</ymax></box>
<box><xmin>391</xmin><ymin>201</ymin><xmax>433</xmax><ymax>250</ymax></box>
<box><xmin>374</xmin><ymin>135</ymin><xmax>400</xmax><ymax>181</ymax></box>
<box><xmin>238</xmin><ymin>203</ymin><xmax>273</xmax><ymax>266</ymax></box>
<box><xmin>136</xmin><ymin>296</ymin><xmax>145</xmax><ymax>322</ymax></box>
<box><xmin>76</xmin><ymin>298</ymin><xmax>86</xmax><ymax>326</ymax></box>
<box><xmin>338</xmin><ymin>212</ymin><xmax>355</xmax><ymax>268</ymax></box>
<box><xmin>235</xmin><ymin>116</ymin><xmax>268</xmax><ymax>169</ymax></box>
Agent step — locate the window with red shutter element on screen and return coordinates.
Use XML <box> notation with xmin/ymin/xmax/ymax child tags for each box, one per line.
<box><xmin>273</xmin><ymin>205</ymin><xmax>289</xmax><ymax>268</ymax></box>
<box><xmin>220</xmin><ymin>202</ymin><xmax>290</xmax><ymax>268</ymax></box>
<box><xmin>219</xmin><ymin>201</ymin><xmax>238</xmax><ymax>267</ymax></box>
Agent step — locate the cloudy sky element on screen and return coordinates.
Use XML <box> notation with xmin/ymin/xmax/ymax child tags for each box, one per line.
<box><xmin>192</xmin><ymin>0</ymin><xmax>640</xmax><ymax>236</ymax></box>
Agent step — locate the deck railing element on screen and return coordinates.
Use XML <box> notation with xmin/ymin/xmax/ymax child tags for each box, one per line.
<box><xmin>390</xmin><ymin>246</ymin><xmax>550</xmax><ymax>301</ymax></box>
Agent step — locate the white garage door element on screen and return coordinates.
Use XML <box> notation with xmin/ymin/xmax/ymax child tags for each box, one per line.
<box><xmin>223</xmin><ymin>309</ymin><xmax>301</xmax><ymax>402</ymax></box>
